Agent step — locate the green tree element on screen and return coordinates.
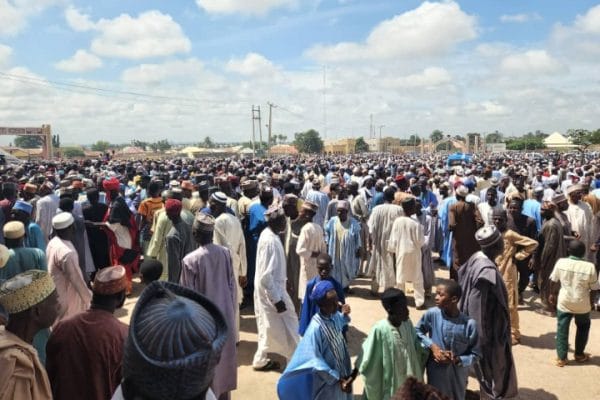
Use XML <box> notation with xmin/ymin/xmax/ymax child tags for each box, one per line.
<box><xmin>566</xmin><ymin>128</ymin><xmax>591</xmax><ymax>151</ymax></box>
<box><xmin>149</xmin><ymin>139</ymin><xmax>171</xmax><ymax>152</ymax></box>
<box><xmin>430</xmin><ymin>129</ymin><xmax>444</xmax><ymax>143</ymax></box>
<box><xmin>131</xmin><ymin>139</ymin><xmax>148</xmax><ymax>150</ymax></box>
<box><xmin>278</xmin><ymin>134</ymin><xmax>287</xmax><ymax>144</ymax></box>
<box><xmin>355</xmin><ymin>137</ymin><xmax>369</xmax><ymax>152</ymax></box>
<box><xmin>201</xmin><ymin>136</ymin><xmax>215</xmax><ymax>148</ymax></box>
<box><xmin>293</xmin><ymin>129</ymin><xmax>323</xmax><ymax>153</ymax></box>
<box><xmin>588</xmin><ymin>129</ymin><xmax>600</xmax><ymax>144</ymax></box>
<box><xmin>409</xmin><ymin>134</ymin><xmax>421</xmax><ymax>146</ymax></box>
<box><xmin>62</xmin><ymin>147</ymin><xmax>85</xmax><ymax>158</ymax></box>
<box><xmin>91</xmin><ymin>140</ymin><xmax>111</xmax><ymax>152</ymax></box>
<box><xmin>14</xmin><ymin>135</ymin><xmax>43</xmax><ymax>148</ymax></box>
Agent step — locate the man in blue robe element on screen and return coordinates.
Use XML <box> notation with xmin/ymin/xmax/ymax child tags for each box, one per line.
<box><xmin>324</xmin><ymin>201</ymin><xmax>361</xmax><ymax>290</ymax></box>
<box><xmin>244</xmin><ymin>188</ymin><xmax>273</xmax><ymax>302</ymax></box>
<box><xmin>278</xmin><ymin>280</ymin><xmax>355</xmax><ymax>400</ymax></box>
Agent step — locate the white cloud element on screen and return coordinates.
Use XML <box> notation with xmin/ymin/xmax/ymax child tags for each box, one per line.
<box><xmin>226</xmin><ymin>53</ymin><xmax>279</xmax><ymax>76</ymax></box>
<box><xmin>307</xmin><ymin>1</ymin><xmax>477</xmax><ymax>62</ymax></box>
<box><xmin>196</xmin><ymin>0</ymin><xmax>296</xmax><ymax>16</ymax></box>
<box><xmin>499</xmin><ymin>50</ymin><xmax>567</xmax><ymax>75</ymax></box>
<box><xmin>500</xmin><ymin>13</ymin><xmax>541</xmax><ymax>23</ymax></box>
<box><xmin>575</xmin><ymin>4</ymin><xmax>600</xmax><ymax>34</ymax></box>
<box><xmin>0</xmin><ymin>0</ymin><xmax>64</xmax><ymax>36</ymax></box>
<box><xmin>384</xmin><ymin>67</ymin><xmax>452</xmax><ymax>89</ymax></box>
<box><xmin>0</xmin><ymin>43</ymin><xmax>12</xmax><ymax>66</ymax></box>
<box><xmin>121</xmin><ymin>58</ymin><xmax>205</xmax><ymax>85</ymax></box>
<box><xmin>55</xmin><ymin>49</ymin><xmax>103</xmax><ymax>72</ymax></box>
<box><xmin>91</xmin><ymin>11</ymin><xmax>191</xmax><ymax>59</ymax></box>
<box><xmin>64</xmin><ymin>6</ymin><xmax>95</xmax><ymax>31</ymax></box>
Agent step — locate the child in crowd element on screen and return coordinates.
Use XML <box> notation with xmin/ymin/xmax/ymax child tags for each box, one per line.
<box><xmin>416</xmin><ymin>281</ymin><xmax>479</xmax><ymax>400</ymax></box>
<box><xmin>359</xmin><ymin>288</ymin><xmax>428</xmax><ymax>400</ymax></box>
<box><xmin>139</xmin><ymin>258</ymin><xmax>163</xmax><ymax>285</ymax></box>
<box><xmin>299</xmin><ymin>253</ymin><xmax>345</xmax><ymax>336</ymax></box>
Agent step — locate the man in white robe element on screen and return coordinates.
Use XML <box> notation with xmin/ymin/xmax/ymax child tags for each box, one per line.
<box><xmin>388</xmin><ymin>197</ymin><xmax>426</xmax><ymax>309</ymax></box>
<box><xmin>367</xmin><ymin>188</ymin><xmax>403</xmax><ymax>293</ymax></box>
<box><xmin>566</xmin><ymin>184</ymin><xmax>596</xmax><ymax>261</ymax></box>
<box><xmin>252</xmin><ymin>205</ymin><xmax>300</xmax><ymax>371</ymax></box>
<box><xmin>35</xmin><ymin>182</ymin><xmax>60</xmax><ymax>240</ymax></box>
<box><xmin>295</xmin><ymin>201</ymin><xmax>326</xmax><ymax>301</ymax></box>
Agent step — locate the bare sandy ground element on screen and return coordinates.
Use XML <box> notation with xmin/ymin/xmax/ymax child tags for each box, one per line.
<box><xmin>118</xmin><ymin>266</ymin><xmax>600</xmax><ymax>400</ymax></box>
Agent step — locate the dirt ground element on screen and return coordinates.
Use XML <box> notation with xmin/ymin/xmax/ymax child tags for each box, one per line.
<box><xmin>118</xmin><ymin>265</ymin><xmax>600</xmax><ymax>400</ymax></box>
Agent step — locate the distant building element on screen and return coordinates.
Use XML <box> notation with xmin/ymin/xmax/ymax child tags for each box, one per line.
<box><xmin>323</xmin><ymin>138</ymin><xmax>356</xmax><ymax>155</ymax></box>
<box><xmin>269</xmin><ymin>144</ymin><xmax>298</xmax><ymax>155</ymax></box>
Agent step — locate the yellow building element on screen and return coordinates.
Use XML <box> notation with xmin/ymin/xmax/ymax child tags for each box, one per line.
<box><xmin>323</xmin><ymin>138</ymin><xmax>356</xmax><ymax>155</ymax></box>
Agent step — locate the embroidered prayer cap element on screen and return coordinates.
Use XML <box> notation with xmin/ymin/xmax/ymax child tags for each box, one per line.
<box><xmin>541</xmin><ymin>201</ymin><xmax>556</xmax><ymax>212</ymax></box>
<box><xmin>301</xmin><ymin>200</ymin><xmax>319</xmax><ymax>212</ymax></box>
<box><xmin>52</xmin><ymin>212</ymin><xmax>75</xmax><ymax>230</ymax></box>
<box><xmin>475</xmin><ymin>226</ymin><xmax>502</xmax><ymax>248</ymax></box>
<box><xmin>194</xmin><ymin>213</ymin><xmax>215</xmax><ymax>232</ymax></box>
<box><xmin>12</xmin><ymin>200</ymin><xmax>33</xmax><ymax>216</ymax></box>
<box><xmin>93</xmin><ymin>266</ymin><xmax>127</xmax><ymax>295</ymax></box>
<box><xmin>264</xmin><ymin>205</ymin><xmax>285</xmax><ymax>221</ymax></box>
<box><xmin>123</xmin><ymin>282</ymin><xmax>228</xmax><ymax>399</ymax></box>
<box><xmin>552</xmin><ymin>193</ymin><xmax>567</xmax><ymax>205</ymax></box>
<box><xmin>336</xmin><ymin>200</ymin><xmax>350</xmax><ymax>210</ymax></box>
<box><xmin>401</xmin><ymin>196</ymin><xmax>417</xmax><ymax>207</ymax></box>
<box><xmin>23</xmin><ymin>183</ymin><xmax>37</xmax><ymax>194</ymax></box>
<box><xmin>283</xmin><ymin>194</ymin><xmax>298</xmax><ymax>206</ymax></box>
<box><xmin>455</xmin><ymin>185</ymin><xmax>469</xmax><ymax>197</ymax></box>
<box><xmin>310</xmin><ymin>280</ymin><xmax>335</xmax><ymax>303</ymax></box>
<box><xmin>0</xmin><ymin>244</ymin><xmax>9</xmax><ymax>268</ymax></box>
<box><xmin>567</xmin><ymin>183</ymin><xmax>584</xmax><ymax>195</ymax></box>
<box><xmin>165</xmin><ymin>199</ymin><xmax>182</xmax><ymax>218</ymax></box>
<box><xmin>211</xmin><ymin>191</ymin><xmax>228</xmax><ymax>204</ymax></box>
<box><xmin>0</xmin><ymin>270</ymin><xmax>55</xmax><ymax>314</ymax></box>
<box><xmin>3</xmin><ymin>221</ymin><xmax>25</xmax><ymax>239</ymax></box>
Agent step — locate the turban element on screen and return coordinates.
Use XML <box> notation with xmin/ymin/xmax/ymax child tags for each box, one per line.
<box><xmin>103</xmin><ymin>177</ymin><xmax>120</xmax><ymax>192</ymax></box>
<box><xmin>309</xmin><ymin>280</ymin><xmax>335</xmax><ymax>303</ymax></box>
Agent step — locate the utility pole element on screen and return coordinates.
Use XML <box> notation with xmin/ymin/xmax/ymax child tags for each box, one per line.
<box><xmin>379</xmin><ymin>125</ymin><xmax>385</xmax><ymax>152</ymax></box>
<box><xmin>251</xmin><ymin>105</ymin><xmax>262</xmax><ymax>157</ymax></box>
<box><xmin>267</xmin><ymin>102</ymin><xmax>276</xmax><ymax>156</ymax></box>
<box><xmin>370</xmin><ymin>114</ymin><xmax>373</xmax><ymax>139</ymax></box>
<box><xmin>323</xmin><ymin>66</ymin><xmax>327</xmax><ymax>139</ymax></box>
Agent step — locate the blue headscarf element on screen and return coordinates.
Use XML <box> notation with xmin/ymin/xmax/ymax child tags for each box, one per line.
<box><xmin>309</xmin><ymin>280</ymin><xmax>335</xmax><ymax>303</ymax></box>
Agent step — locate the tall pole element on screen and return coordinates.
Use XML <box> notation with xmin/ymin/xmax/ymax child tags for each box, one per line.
<box><xmin>379</xmin><ymin>125</ymin><xmax>385</xmax><ymax>152</ymax></box>
<box><xmin>370</xmin><ymin>114</ymin><xmax>373</xmax><ymax>139</ymax></box>
<box><xmin>257</xmin><ymin>106</ymin><xmax>263</xmax><ymax>154</ymax></box>
<box><xmin>267</xmin><ymin>102</ymin><xmax>274</xmax><ymax>155</ymax></box>
<box><xmin>323</xmin><ymin>66</ymin><xmax>327</xmax><ymax>139</ymax></box>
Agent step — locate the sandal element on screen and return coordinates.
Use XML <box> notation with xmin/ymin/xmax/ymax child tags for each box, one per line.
<box><xmin>555</xmin><ymin>358</ymin><xmax>568</xmax><ymax>367</ymax></box>
<box><xmin>253</xmin><ymin>360</ymin><xmax>281</xmax><ymax>372</ymax></box>
<box><xmin>575</xmin><ymin>353</ymin><xmax>590</xmax><ymax>363</ymax></box>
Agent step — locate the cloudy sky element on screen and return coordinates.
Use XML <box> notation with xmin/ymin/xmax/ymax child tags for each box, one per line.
<box><xmin>0</xmin><ymin>0</ymin><xmax>599</xmax><ymax>145</ymax></box>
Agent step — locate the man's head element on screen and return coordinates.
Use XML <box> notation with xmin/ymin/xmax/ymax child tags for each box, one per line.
<box><xmin>10</xmin><ymin>200</ymin><xmax>33</xmax><ymax>225</ymax></box>
<box><xmin>259</xmin><ymin>187</ymin><xmax>274</xmax><ymax>208</ymax></box>
<box><xmin>552</xmin><ymin>193</ymin><xmax>569</xmax><ymax>212</ymax></box>
<box><xmin>91</xmin><ymin>265</ymin><xmax>127</xmax><ymax>312</ymax></box>
<box><xmin>52</xmin><ymin>212</ymin><xmax>75</xmax><ymax>241</ymax></box>
<box><xmin>0</xmin><ymin>270</ymin><xmax>59</xmax><ymax>342</ymax></box>
<box><xmin>140</xmin><ymin>259</ymin><xmax>163</xmax><ymax>285</ymax></box>
<box><xmin>208</xmin><ymin>192</ymin><xmax>227</xmax><ymax>218</ymax></box>
<box><xmin>3</xmin><ymin>221</ymin><xmax>25</xmax><ymax>249</ymax></box>
<box><xmin>507</xmin><ymin>197</ymin><xmax>524</xmax><ymax>219</ymax></box>
<box><xmin>336</xmin><ymin>200</ymin><xmax>350</xmax><ymax>222</ymax></box>
<box><xmin>347</xmin><ymin>181</ymin><xmax>359</xmax><ymax>196</ymax></box>
<box><xmin>383</xmin><ymin>187</ymin><xmax>396</xmax><ymax>203</ymax></box>
<box><xmin>299</xmin><ymin>201</ymin><xmax>317</xmax><ymax>222</ymax></box>
<box><xmin>381</xmin><ymin>288</ymin><xmax>409</xmax><ymax>327</ymax></box>
<box><xmin>401</xmin><ymin>196</ymin><xmax>417</xmax><ymax>217</ymax></box>
<box><xmin>541</xmin><ymin>201</ymin><xmax>556</xmax><ymax>220</ymax></box>
<box><xmin>165</xmin><ymin>199</ymin><xmax>183</xmax><ymax>224</ymax></box>
<box><xmin>316</xmin><ymin>253</ymin><xmax>332</xmax><ymax>280</ymax></box>
<box><xmin>567</xmin><ymin>184</ymin><xmax>584</xmax><ymax>204</ymax></box>
<box><xmin>265</xmin><ymin>205</ymin><xmax>286</xmax><ymax>233</ymax></box>
<box><xmin>455</xmin><ymin>185</ymin><xmax>468</xmax><ymax>200</ymax></box>
<box><xmin>282</xmin><ymin>194</ymin><xmax>299</xmax><ymax>219</ymax></box>
<box><xmin>22</xmin><ymin>183</ymin><xmax>37</xmax><ymax>201</ymax></box>
<box><xmin>533</xmin><ymin>186</ymin><xmax>544</xmax><ymax>201</ymax></box>
<box><xmin>121</xmin><ymin>282</ymin><xmax>228</xmax><ymax>400</ymax></box>
<box><xmin>310</xmin><ymin>280</ymin><xmax>338</xmax><ymax>317</ymax></box>
<box><xmin>86</xmin><ymin>188</ymin><xmax>100</xmax><ymax>204</ymax></box>
<box><xmin>192</xmin><ymin>213</ymin><xmax>215</xmax><ymax>246</ymax></box>
<box><xmin>148</xmin><ymin>181</ymin><xmax>162</xmax><ymax>198</ymax></box>
<box><xmin>475</xmin><ymin>225</ymin><xmax>504</xmax><ymax>260</ymax></box>
<box><xmin>59</xmin><ymin>196</ymin><xmax>75</xmax><ymax>213</ymax></box>
<box><xmin>568</xmin><ymin>239</ymin><xmax>586</xmax><ymax>259</ymax></box>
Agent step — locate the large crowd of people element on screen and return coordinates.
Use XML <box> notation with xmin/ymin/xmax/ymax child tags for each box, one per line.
<box><xmin>0</xmin><ymin>151</ymin><xmax>599</xmax><ymax>400</ymax></box>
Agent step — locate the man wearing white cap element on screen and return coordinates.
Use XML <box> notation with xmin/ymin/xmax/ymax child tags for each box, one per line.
<box><xmin>0</xmin><ymin>270</ymin><xmax>59</xmax><ymax>400</ymax></box>
<box><xmin>46</xmin><ymin>212</ymin><xmax>92</xmax><ymax>324</ymax></box>
<box><xmin>566</xmin><ymin>184</ymin><xmax>596</xmax><ymax>261</ymax></box>
<box><xmin>252</xmin><ymin>205</ymin><xmax>299</xmax><ymax>372</ymax></box>
<box><xmin>35</xmin><ymin>181</ymin><xmax>60</xmax><ymax>241</ymax></box>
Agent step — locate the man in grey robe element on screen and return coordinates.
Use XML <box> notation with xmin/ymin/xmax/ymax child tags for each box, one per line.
<box><xmin>165</xmin><ymin>199</ymin><xmax>196</xmax><ymax>284</ymax></box>
<box><xmin>414</xmin><ymin>198</ymin><xmax>434</xmax><ymax>297</ymax></box>
<box><xmin>459</xmin><ymin>226</ymin><xmax>518</xmax><ymax>400</ymax></box>
<box><xmin>282</xmin><ymin>194</ymin><xmax>305</xmax><ymax>312</ymax></box>
<box><xmin>180</xmin><ymin>213</ymin><xmax>237</xmax><ymax>400</ymax></box>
